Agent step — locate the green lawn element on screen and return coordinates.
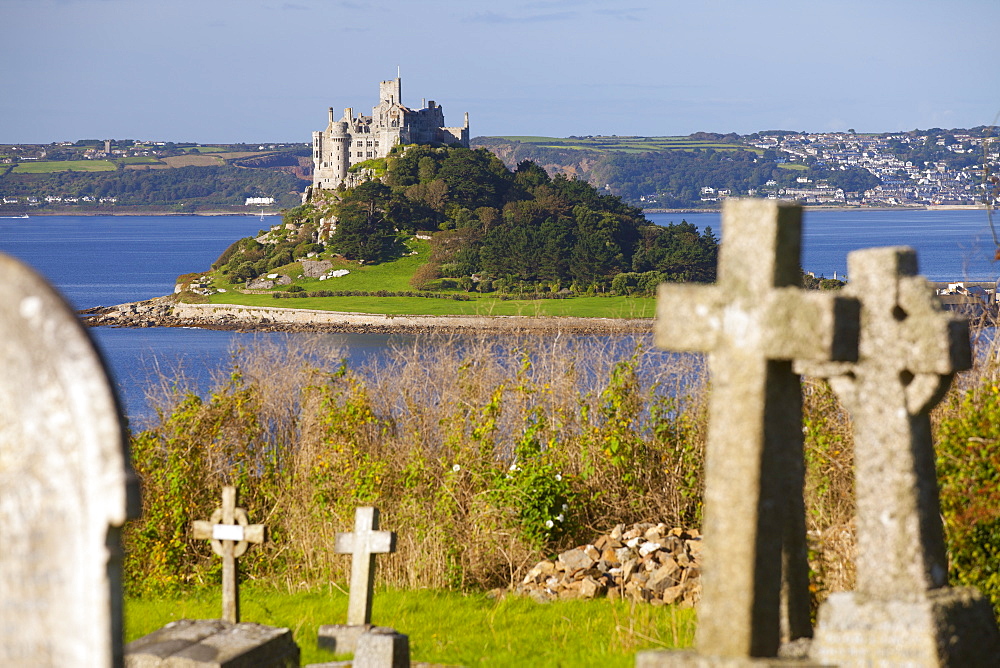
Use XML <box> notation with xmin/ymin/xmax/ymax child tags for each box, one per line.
<box><xmin>13</xmin><ymin>160</ymin><xmax>116</xmax><ymax>173</ymax></box>
<box><xmin>208</xmin><ymin>292</ymin><xmax>656</xmax><ymax>319</ymax></box>
<box><xmin>491</xmin><ymin>136</ymin><xmax>757</xmax><ymax>154</ymax></box>
<box><xmin>201</xmin><ymin>238</ymin><xmax>656</xmax><ymax>319</ymax></box>
<box><xmin>125</xmin><ymin>586</ymin><xmax>695</xmax><ymax>666</ymax></box>
<box><xmin>121</xmin><ymin>156</ymin><xmax>165</xmax><ymax>165</ymax></box>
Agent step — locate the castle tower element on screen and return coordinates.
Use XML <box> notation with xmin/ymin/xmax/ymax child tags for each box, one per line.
<box><xmin>311</xmin><ymin>107</ymin><xmax>350</xmax><ymax>189</ymax></box>
<box><xmin>310</xmin><ymin>76</ymin><xmax>469</xmax><ymax>192</ymax></box>
<box><xmin>379</xmin><ymin>78</ymin><xmax>401</xmax><ymax>106</ymax></box>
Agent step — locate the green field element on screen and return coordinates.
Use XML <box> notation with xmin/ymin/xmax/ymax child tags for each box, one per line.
<box><xmin>13</xmin><ymin>160</ymin><xmax>116</xmax><ymax>173</ymax></box>
<box><xmin>493</xmin><ymin>135</ymin><xmax>758</xmax><ymax>154</ymax></box>
<box><xmin>200</xmin><ymin>238</ymin><xmax>656</xmax><ymax>319</ymax></box>
<box><xmin>120</xmin><ymin>156</ymin><xmax>165</xmax><ymax>165</ymax></box>
<box><xmin>209</xmin><ymin>291</ymin><xmax>657</xmax><ymax>318</ymax></box>
<box><xmin>126</xmin><ymin>586</ymin><xmax>695</xmax><ymax>666</ymax></box>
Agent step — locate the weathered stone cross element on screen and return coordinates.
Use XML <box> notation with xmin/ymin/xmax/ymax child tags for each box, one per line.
<box><xmin>192</xmin><ymin>486</ymin><xmax>266</xmax><ymax>623</ymax></box>
<box><xmin>797</xmin><ymin>247</ymin><xmax>1000</xmax><ymax>664</ymax></box>
<box><xmin>650</xmin><ymin>200</ymin><xmax>860</xmax><ymax>660</ymax></box>
<box><xmin>336</xmin><ymin>506</ymin><xmax>397</xmax><ymax>626</ymax></box>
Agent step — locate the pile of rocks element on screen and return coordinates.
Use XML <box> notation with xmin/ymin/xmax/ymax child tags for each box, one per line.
<box><xmin>515</xmin><ymin>523</ymin><xmax>702</xmax><ymax>606</ymax></box>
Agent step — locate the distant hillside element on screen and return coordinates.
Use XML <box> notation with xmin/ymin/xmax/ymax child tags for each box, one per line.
<box><xmin>471</xmin><ymin>134</ymin><xmax>878</xmax><ymax>209</ymax></box>
<box><xmin>0</xmin><ymin>141</ymin><xmax>311</xmax><ymax>213</ymax></box>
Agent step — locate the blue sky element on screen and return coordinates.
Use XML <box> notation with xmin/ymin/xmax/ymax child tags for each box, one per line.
<box><xmin>2</xmin><ymin>0</ymin><xmax>998</xmax><ymax>143</ymax></box>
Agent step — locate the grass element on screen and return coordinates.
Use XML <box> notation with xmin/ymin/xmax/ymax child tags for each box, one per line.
<box><xmin>125</xmin><ymin>586</ymin><xmax>696</xmax><ymax>666</ymax></box>
<box><xmin>203</xmin><ymin>238</ymin><xmax>656</xmax><ymax>318</ymax></box>
<box><xmin>207</xmin><ymin>291</ymin><xmax>657</xmax><ymax>318</ymax></box>
<box><xmin>778</xmin><ymin>163</ymin><xmax>809</xmax><ymax>171</ymax></box>
<box><xmin>491</xmin><ymin>136</ymin><xmax>757</xmax><ymax>154</ymax></box>
<box><xmin>13</xmin><ymin>159</ymin><xmax>116</xmax><ymax>173</ymax></box>
<box><xmin>163</xmin><ymin>154</ymin><xmax>225</xmax><ymax>167</ymax></box>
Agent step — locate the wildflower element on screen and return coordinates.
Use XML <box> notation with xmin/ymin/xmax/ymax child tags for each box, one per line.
<box><xmin>545</xmin><ymin>520</ymin><xmax>554</xmax><ymax>529</ymax></box>
<box><xmin>452</xmin><ymin>464</ymin><xmax>461</xmax><ymax>472</ymax></box>
<box><xmin>555</xmin><ymin>474</ymin><xmax>562</xmax><ymax>482</ymax></box>
<box><xmin>561</xmin><ymin>503</ymin><xmax>568</xmax><ymax>511</ymax></box>
<box><xmin>556</xmin><ymin>514</ymin><xmax>565</xmax><ymax>522</ymax></box>
<box><xmin>509</xmin><ymin>463</ymin><xmax>519</xmax><ymax>472</ymax></box>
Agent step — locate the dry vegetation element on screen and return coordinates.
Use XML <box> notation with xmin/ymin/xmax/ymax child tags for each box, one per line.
<box><xmin>122</xmin><ymin>325</ymin><xmax>1000</xmax><ymax>614</ymax></box>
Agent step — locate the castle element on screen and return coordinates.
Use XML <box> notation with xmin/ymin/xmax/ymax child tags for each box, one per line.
<box><xmin>310</xmin><ymin>77</ymin><xmax>470</xmax><ymax>191</ymax></box>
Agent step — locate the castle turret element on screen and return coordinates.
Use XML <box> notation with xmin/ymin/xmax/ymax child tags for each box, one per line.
<box><xmin>311</xmin><ymin>76</ymin><xmax>469</xmax><ymax>191</ymax></box>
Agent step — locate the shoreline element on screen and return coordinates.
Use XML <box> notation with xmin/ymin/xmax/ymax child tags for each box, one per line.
<box><xmin>5</xmin><ymin>204</ymin><xmax>987</xmax><ymax>218</ymax></box>
<box><xmin>80</xmin><ymin>297</ymin><xmax>656</xmax><ymax>335</ymax></box>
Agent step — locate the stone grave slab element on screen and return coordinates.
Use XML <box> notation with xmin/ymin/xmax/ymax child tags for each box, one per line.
<box><xmin>0</xmin><ymin>253</ymin><xmax>140</xmax><ymax>667</ymax></box>
<box><xmin>124</xmin><ymin>618</ymin><xmax>299</xmax><ymax>668</ymax></box>
<box><xmin>638</xmin><ymin>200</ymin><xmax>859</xmax><ymax>665</ymax></box>
<box><xmin>796</xmin><ymin>246</ymin><xmax>1000</xmax><ymax>666</ymax></box>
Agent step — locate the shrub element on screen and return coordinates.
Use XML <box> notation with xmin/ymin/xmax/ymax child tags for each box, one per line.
<box><xmin>936</xmin><ymin>368</ymin><xmax>1000</xmax><ymax>612</ymax></box>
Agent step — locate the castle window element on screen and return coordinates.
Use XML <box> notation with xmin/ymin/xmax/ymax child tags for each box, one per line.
<box><xmin>356</xmin><ymin>141</ymin><xmax>362</xmax><ymax>147</ymax></box>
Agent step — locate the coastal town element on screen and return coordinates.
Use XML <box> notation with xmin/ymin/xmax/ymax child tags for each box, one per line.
<box><xmin>743</xmin><ymin>129</ymin><xmax>997</xmax><ymax>207</ymax></box>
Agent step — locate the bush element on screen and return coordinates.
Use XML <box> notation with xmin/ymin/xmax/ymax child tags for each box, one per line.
<box><xmin>936</xmin><ymin>369</ymin><xmax>1000</xmax><ymax>612</ymax></box>
<box><xmin>123</xmin><ymin>334</ymin><xmax>709</xmax><ymax>593</ymax></box>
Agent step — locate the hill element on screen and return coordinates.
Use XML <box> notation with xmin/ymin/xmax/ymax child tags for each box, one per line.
<box><xmin>202</xmin><ymin>145</ymin><xmax>719</xmax><ymax>307</ymax></box>
<box><xmin>471</xmin><ymin>134</ymin><xmax>880</xmax><ymax>209</ymax></box>
<box><xmin>0</xmin><ymin>141</ymin><xmax>310</xmax><ymax>213</ymax></box>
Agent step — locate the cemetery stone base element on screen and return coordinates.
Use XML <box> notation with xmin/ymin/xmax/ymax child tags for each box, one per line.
<box><xmin>318</xmin><ymin>625</ymin><xmax>409</xmax><ymax>658</ymax></box>
<box><xmin>124</xmin><ymin>618</ymin><xmax>299</xmax><ymax>668</ymax></box>
<box><xmin>809</xmin><ymin>587</ymin><xmax>1000</xmax><ymax>667</ymax></box>
<box><xmin>635</xmin><ymin>650</ymin><xmax>828</xmax><ymax>667</ymax></box>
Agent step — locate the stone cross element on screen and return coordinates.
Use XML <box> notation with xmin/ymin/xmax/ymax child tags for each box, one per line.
<box><xmin>0</xmin><ymin>253</ymin><xmax>139</xmax><ymax>667</ymax></box>
<box><xmin>797</xmin><ymin>247</ymin><xmax>1000</xmax><ymax>664</ymax></box>
<box><xmin>336</xmin><ymin>506</ymin><xmax>397</xmax><ymax>626</ymax></box>
<box><xmin>192</xmin><ymin>486</ymin><xmax>266</xmax><ymax>623</ymax></box>
<box><xmin>648</xmin><ymin>200</ymin><xmax>860</xmax><ymax>660</ymax></box>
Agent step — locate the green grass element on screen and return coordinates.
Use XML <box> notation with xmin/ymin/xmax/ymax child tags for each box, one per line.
<box><xmin>203</xmin><ymin>238</ymin><xmax>657</xmax><ymax>319</ymax></box>
<box><xmin>125</xmin><ymin>586</ymin><xmax>696</xmax><ymax>666</ymax></box>
<box><xmin>778</xmin><ymin>163</ymin><xmax>809</xmax><ymax>171</ymax></box>
<box><xmin>491</xmin><ymin>136</ymin><xmax>756</xmax><ymax>154</ymax></box>
<box><xmin>121</xmin><ymin>156</ymin><xmax>165</xmax><ymax>165</ymax></box>
<box><xmin>13</xmin><ymin>160</ymin><xmax>116</xmax><ymax>173</ymax></box>
<box><xmin>208</xmin><ymin>292</ymin><xmax>656</xmax><ymax>318</ymax></box>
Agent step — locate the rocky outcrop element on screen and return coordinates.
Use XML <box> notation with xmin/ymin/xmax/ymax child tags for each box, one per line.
<box><xmin>300</xmin><ymin>259</ymin><xmax>333</xmax><ymax>278</ymax></box>
<box><xmin>79</xmin><ymin>296</ymin><xmax>180</xmax><ymax>328</ymax></box>
<box><xmin>516</xmin><ymin>523</ymin><xmax>702</xmax><ymax>606</ymax></box>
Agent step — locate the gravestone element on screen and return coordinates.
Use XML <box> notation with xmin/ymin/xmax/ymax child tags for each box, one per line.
<box><xmin>0</xmin><ymin>253</ymin><xmax>140</xmax><ymax>667</ymax></box>
<box><xmin>124</xmin><ymin>619</ymin><xmax>299</xmax><ymax>668</ymax></box>
<box><xmin>318</xmin><ymin>506</ymin><xmax>405</xmax><ymax>661</ymax></box>
<box><xmin>128</xmin><ymin>489</ymin><xmax>298</xmax><ymax>667</ymax></box>
<box><xmin>192</xmin><ymin>486</ymin><xmax>266</xmax><ymax>623</ymax></box>
<box><xmin>796</xmin><ymin>247</ymin><xmax>1000</xmax><ymax>666</ymax></box>
<box><xmin>637</xmin><ymin>200</ymin><xmax>860</xmax><ymax>665</ymax></box>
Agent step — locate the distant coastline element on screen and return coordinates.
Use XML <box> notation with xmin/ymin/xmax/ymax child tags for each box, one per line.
<box><xmin>80</xmin><ymin>297</ymin><xmax>655</xmax><ymax>335</ymax></box>
<box><xmin>8</xmin><ymin>203</ymin><xmax>987</xmax><ymax>217</ymax></box>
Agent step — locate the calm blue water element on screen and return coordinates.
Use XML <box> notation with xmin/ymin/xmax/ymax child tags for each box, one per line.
<box><xmin>647</xmin><ymin>209</ymin><xmax>1000</xmax><ymax>283</ymax></box>
<box><xmin>1</xmin><ymin>209</ymin><xmax>996</xmax><ymax>423</ymax></box>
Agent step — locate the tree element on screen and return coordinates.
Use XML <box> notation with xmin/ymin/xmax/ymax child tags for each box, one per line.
<box><xmin>329</xmin><ymin>181</ymin><xmax>403</xmax><ymax>263</ymax></box>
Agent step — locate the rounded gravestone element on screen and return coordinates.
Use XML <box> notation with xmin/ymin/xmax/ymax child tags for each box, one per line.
<box><xmin>0</xmin><ymin>253</ymin><xmax>138</xmax><ymax>667</ymax></box>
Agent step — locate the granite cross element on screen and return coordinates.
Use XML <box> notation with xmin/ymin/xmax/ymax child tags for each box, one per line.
<box><xmin>797</xmin><ymin>247</ymin><xmax>1000</xmax><ymax>664</ymax></box>
<box><xmin>651</xmin><ymin>200</ymin><xmax>860</xmax><ymax>659</ymax></box>
<box><xmin>336</xmin><ymin>506</ymin><xmax>397</xmax><ymax>626</ymax></box>
<box><xmin>192</xmin><ymin>486</ymin><xmax>266</xmax><ymax>623</ymax></box>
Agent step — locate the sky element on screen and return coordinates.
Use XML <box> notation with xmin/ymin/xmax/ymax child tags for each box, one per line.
<box><xmin>2</xmin><ymin>0</ymin><xmax>999</xmax><ymax>144</ymax></box>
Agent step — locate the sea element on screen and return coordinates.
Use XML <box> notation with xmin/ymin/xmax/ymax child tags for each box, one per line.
<box><xmin>1</xmin><ymin>209</ymin><xmax>997</xmax><ymax>424</ymax></box>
